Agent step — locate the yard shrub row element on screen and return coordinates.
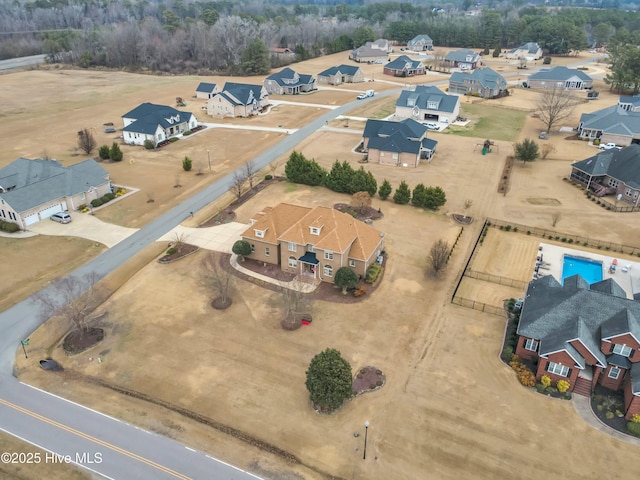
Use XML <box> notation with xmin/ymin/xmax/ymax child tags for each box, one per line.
<box><xmin>509</xmin><ymin>355</ymin><xmax>536</xmax><ymax>387</ymax></box>
<box><xmin>0</xmin><ymin>221</ymin><xmax>20</xmax><ymax>232</ymax></box>
<box><xmin>90</xmin><ymin>192</ymin><xmax>116</xmax><ymax>208</ymax></box>
<box><xmin>98</xmin><ymin>142</ymin><xmax>124</xmax><ymax>161</ymax></box>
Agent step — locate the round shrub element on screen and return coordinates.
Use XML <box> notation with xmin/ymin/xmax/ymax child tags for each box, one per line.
<box><xmin>90</xmin><ymin>198</ymin><xmax>103</xmax><ymax>208</ymax></box>
<box><xmin>2</xmin><ymin>222</ymin><xmax>20</xmax><ymax>232</ymax></box>
<box><xmin>265</xmin><ymin>174</ymin><xmax>273</xmax><ymax>180</ymax></box>
<box><xmin>168</xmin><ymin>137</ymin><xmax>179</xmax><ymax>143</ymax></box>
<box><xmin>144</xmin><ymin>139</ymin><xmax>155</xmax><ymax>150</ymax></box>
<box><xmin>104</xmin><ymin>192</ymin><xmax>116</xmax><ymax>200</ymax></box>
<box><xmin>182</xmin><ymin>130</ymin><xmax>192</xmax><ymax>136</ymax></box>
<box><xmin>627</xmin><ymin>422</ymin><xmax>640</xmax><ymax>437</ymax></box>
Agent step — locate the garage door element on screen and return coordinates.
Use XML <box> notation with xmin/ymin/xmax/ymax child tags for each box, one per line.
<box><xmin>23</xmin><ymin>212</ymin><xmax>39</xmax><ymax>226</ymax></box>
<box><xmin>38</xmin><ymin>202</ymin><xmax>67</xmax><ymax>220</ymax></box>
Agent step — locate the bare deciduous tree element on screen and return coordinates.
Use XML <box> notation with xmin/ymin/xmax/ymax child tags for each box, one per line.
<box><xmin>172</xmin><ymin>232</ymin><xmax>188</xmax><ymax>253</ymax></box>
<box><xmin>428</xmin><ymin>239</ymin><xmax>450</xmax><ymax>276</ymax></box>
<box><xmin>243</xmin><ymin>160</ymin><xmax>259</xmax><ymax>190</ymax></box>
<box><xmin>268</xmin><ymin>158</ymin><xmax>282</xmax><ymax>177</ymax></box>
<box><xmin>463</xmin><ymin>199</ymin><xmax>474</xmax><ymax>219</ymax></box>
<box><xmin>201</xmin><ymin>252</ymin><xmax>234</xmax><ymax>309</ymax></box>
<box><xmin>280</xmin><ymin>277</ymin><xmax>313</xmax><ymax>321</ymax></box>
<box><xmin>535</xmin><ymin>87</ymin><xmax>580</xmax><ymax>133</ymax></box>
<box><xmin>551</xmin><ymin>212</ymin><xmax>561</xmax><ymax>227</ymax></box>
<box><xmin>174</xmin><ymin>174</ymin><xmax>182</xmax><ymax>188</ymax></box>
<box><xmin>78</xmin><ymin>128</ymin><xmax>97</xmax><ymax>155</ymax></box>
<box><xmin>230</xmin><ymin>171</ymin><xmax>247</xmax><ymax>200</ymax></box>
<box><xmin>541</xmin><ymin>143</ymin><xmax>556</xmax><ymax>160</ymax></box>
<box><xmin>146</xmin><ymin>192</ymin><xmax>155</xmax><ymax>203</ymax></box>
<box><xmin>35</xmin><ymin>273</ymin><xmax>107</xmax><ymax>336</ymax></box>
<box><xmin>350</xmin><ymin>191</ymin><xmax>372</xmax><ymax>214</ymax></box>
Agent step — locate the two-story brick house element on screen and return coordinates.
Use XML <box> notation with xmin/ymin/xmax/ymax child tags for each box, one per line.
<box><xmin>516</xmin><ymin>273</ymin><xmax>640</xmax><ymax>419</ymax></box>
<box><xmin>239</xmin><ymin>203</ymin><xmax>385</xmax><ymax>284</ymax></box>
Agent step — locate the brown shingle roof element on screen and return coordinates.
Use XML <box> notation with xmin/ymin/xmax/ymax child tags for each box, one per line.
<box><xmin>241</xmin><ymin>203</ymin><xmax>310</xmax><ymax>244</ymax></box>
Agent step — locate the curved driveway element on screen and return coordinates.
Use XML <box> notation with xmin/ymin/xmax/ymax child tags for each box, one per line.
<box><xmin>0</xmin><ymin>90</ymin><xmax>399</xmax><ymax>479</ymax></box>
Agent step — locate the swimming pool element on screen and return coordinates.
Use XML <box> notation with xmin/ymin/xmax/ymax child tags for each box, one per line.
<box><xmin>562</xmin><ymin>255</ymin><xmax>603</xmax><ymax>284</ymax></box>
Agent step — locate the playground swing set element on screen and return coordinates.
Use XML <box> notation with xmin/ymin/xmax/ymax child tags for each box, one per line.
<box><xmin>473</xmin><ymin>139</ymin><xmax>499</xmax><ymax>155</ymax></box>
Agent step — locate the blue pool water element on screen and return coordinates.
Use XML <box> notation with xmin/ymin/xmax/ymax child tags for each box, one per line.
<box><xmin>562</xmin><ymin>255</ymin><xmax>603</xmax><ymax>284</ymax></box>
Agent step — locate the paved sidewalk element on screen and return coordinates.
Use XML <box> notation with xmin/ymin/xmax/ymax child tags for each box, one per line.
<box><xmin>0</xmin><ymin>230</ymin><xmax>37</xmax><ymax>239</ymax></box>
<box><xmin>573</xmin><ymin>395</ymin><xmax>640</xmax><ymax>446</ymax></box>
<box><xmin>230</xmin><ymin>255</ymin><xmax>318</xmax><ymax>293</ymax></box>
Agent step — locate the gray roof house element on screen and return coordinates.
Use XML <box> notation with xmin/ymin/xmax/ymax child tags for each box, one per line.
<box><xmin>383</xmin><ymin>55</ymin><xmax>426</xmax><ymax>77</ymax></box>
<box><xmin>195</xmin><ymin>82</ymin><xmax>219</xmax><ymax>99</ymax></box>
<box><xmin>122</xmin><ymin>103</ymin><xmax>198</xmax><ymax>147</ymax></box>
<box><xmin>527</xmin><ymin>66</ymin><xmax>593</xmax><ymax>90</ymax></box>
<box><xmin>578</xmin><ymin>95</ymin><xmax>640</xmax><ymax>146</ymax></box>
<box><xmin>569</xmin><ymin>145</ymin><xmax>640</xmax><ymax>206</ymax></box>
<box><xmin>395</xmin><ymin>85</ymin><xmax>461</xmax><ymax>124</ymax></box>
<box><xmin>317</xmin><ymin>64</ymin><xmax>364</xmax><ymax>85</ymax></box>
<box><xmin>407</xmin><ymin>34</ymin><xmax>434</xmax><ymax>51</ymax></box>
<box><xmin>349</xmin><ymin>40</ymin><xmax>390</xmax><ymax>63</ymax></box>
<box><xmin>516</xmin><ymin>273</ymin><xmax>640</xmax><ymax>417</ymax></box>
<box><xmin>0</xmin><ymin>158</ymin><xmax>111</xmax><ymax>229</ymax></box>
<box><xmin>448</xmin><ymin>67</ymin><xmax>507</xmax><ymax>98</ymax></box>
<box><xmin>444</xmin><ymin>49</ymin><xmax>481</xmax><ymax>70</ymax></box>
<box><xmin>205</xmin><ymin>82</ymin><xmax>269</xmax><ymax>118</ymax></box>
<box><xmin>362</xmin><ymin>118</ymin><xmax>437</xmax><ymax>167</ymax></box>
<box><xmin>506</xmin><ymin>42</ymin><xmax>543</xmax><ymax>60</ymax></box>
<box><xmin>263</xmin><ymin>67</ymin><xmax>317</xmax><ymax>95</ymax></box>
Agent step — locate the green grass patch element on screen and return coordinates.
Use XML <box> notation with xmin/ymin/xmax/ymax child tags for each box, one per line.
<box><xmin>442</xmin><ymin>104</ymin><xmax>526</xmax><ymax>142</ymax></box>
<box><xmin>368</xmin><ymin>98</ymin><xmax>397</xmax><ymax>119</ymax></box>
<box><xmin>284</xmin><ymin>182</ymin><xmax>298</xmax><ymax>193</ymax></box>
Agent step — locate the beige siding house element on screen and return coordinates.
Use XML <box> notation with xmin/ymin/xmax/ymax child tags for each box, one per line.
<box><xmin>240</xmin><ymin>203</ymin><xmax>385</xmax><ymax>284</ymax></box>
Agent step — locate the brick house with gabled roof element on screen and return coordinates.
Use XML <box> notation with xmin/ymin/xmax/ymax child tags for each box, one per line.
<box><xmin>383</xmin><ymin>55</ymin><xmax>425</xmax><ymax>77</ymax></box>
<box><xmin>240</xmin><ymin>203</ymin><xmax>385</xmax><ymax>284</ymax></box>
<box><xmin>516</xmin><ymin>273</ymin><xmax>640</xmax><ymax>419</ymax></box>
<box><xmin>362</xmin><ymin>118</ymin><xmax>437</xmax><ymax>167</ymax></box>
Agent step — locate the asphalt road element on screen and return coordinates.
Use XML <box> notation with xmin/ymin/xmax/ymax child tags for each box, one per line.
<box><xmin>0</xmin><ymin>54</ymin><xmax>46</xmax><ymax>71</ymax></box>
<box><xmin>0</xmin><ymin>90</ymin><xmax>398</xmax><ymax>480</ymax></box>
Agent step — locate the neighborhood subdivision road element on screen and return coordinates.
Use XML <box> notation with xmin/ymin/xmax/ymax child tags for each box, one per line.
<box><xmin>0</xmin><ymin>90</ymin><xmax>399</xmax><ymax>480</ymax></box>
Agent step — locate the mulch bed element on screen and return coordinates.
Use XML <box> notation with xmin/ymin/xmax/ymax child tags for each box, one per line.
<box><xmin>211</xmin><ymin>296</ymin><xmax>233</xmax><ymax>310</ymax></box>
<box><xmin>63</xmin><ymin>327</ymin><xmax>105</xmax><ymax>355</ymax></box>
<box><xmin>352</xmin><ymin>366</ymin><xmax>386</xmax><ymax>396</ymax></box>
<box><xmin>590</xmin><ymin>384</ymin><xmax>629</xmax><ymax>434</ymax></box>
<box><xmin>333</xmin><ymin>203</ymin><xmax>383</xmax><ymax>222</ymax></box>
<box><xmin>158</xmin><ymin>244</ymin><xmax>200</xmax><ymax>263</ymax></box>
<box><xmin>452</xmin><ymin>214</ymin><xmax>473</xmax><ymax>225</ymax></box>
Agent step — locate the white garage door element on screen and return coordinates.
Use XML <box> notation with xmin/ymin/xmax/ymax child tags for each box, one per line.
<box><xmin>23</xmin><ymin>212</ymin><xmax>39</xmax><ymax>226</ymax></box>
<box><xmin>39</xmin><ymin>202</ymin><xmax>67</xmax><ymax>220</ymax></box>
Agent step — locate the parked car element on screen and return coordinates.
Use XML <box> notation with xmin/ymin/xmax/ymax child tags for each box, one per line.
<box><xmin>50</xmin><ymin>212</ymin><xmax>72</xmax><ymax>224</ymax></box>
<box><xmin>599</xmin><ymin>142</ymin><xmax>622</xmax><ymax>150</ymax></box>
<box><xmin>356</xmin><ymin>89</ymin><xmax>375</xmax><ymax>100</ymax></box>
<box><xmin>423</xmin><ymin>122</ymin><xmax>439</xmax><ymax>130</ymax></box>
<box><xmin>514</xmin><ymin>298</ymin><xmax>524</xmax><ymax>311</ymax></box>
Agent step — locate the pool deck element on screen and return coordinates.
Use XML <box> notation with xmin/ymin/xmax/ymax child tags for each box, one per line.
<box><xmin>535</xmin><ymin>243</ymin><xmax>640</xmax><ymax>300</ymax></box>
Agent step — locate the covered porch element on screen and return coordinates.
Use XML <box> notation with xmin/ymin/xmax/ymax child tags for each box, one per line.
<box><xmin>298</xmin><ymin>251</ymin><xmax>319</xmax><ymax>279</ymax></box>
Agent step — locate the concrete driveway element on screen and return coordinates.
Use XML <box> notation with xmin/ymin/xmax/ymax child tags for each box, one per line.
<box><xmin>27</xmin><ymin>213</ymin><xmax>138</xmax><ymax>247</ymax></box>
<box><xmin>157</xmin><ymin>222</ymin><xmax>248</xmax><ymax>253</ymax></box>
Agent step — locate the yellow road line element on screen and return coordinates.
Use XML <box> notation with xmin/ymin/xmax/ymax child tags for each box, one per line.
<box><xmin>0</xmin><ymin>398</ymin><xmax>191</xmax><ymax>480</ymax></box>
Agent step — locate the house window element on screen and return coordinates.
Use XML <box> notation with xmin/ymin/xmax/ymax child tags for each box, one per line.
<box><xmin>250</xmin><ymin>244</ymin><xmax>255</xmax><ymax>253</ymax></box>
<box><xmin>265</xmin><ymin>247</ymin><xmax>270</xmax><ymax>256</ymax></box>
<box><xmin>288</xmin><ymin>256</ymin><xmax>297</xmax><ymax>268</ymax></box>
<box><xmin>288</xmin><ymin>242</ymin><xmax>297</xmax><ymax>252</ymax></box>
<box><xmin>626</xmin><ymin>188</ymin><xmax>632</xmax><ymax>197</ymax></box>
<box><xmin>324</xmin><ymin>251</ymin><xmax>334</xmax><ymax>260</ymax></box>
<box><xmin>547</xmin><ymin>362</ymin><xmax>569</xmax><ymax>377</ymax></box>
<box><xmin>310</xmin><ymin>227</ymin><xmax>320</xmax><ymax>235</ymax></box>
<box><xmin>524</xmin><ymin>339</ymin><xmax>539</xmax><ymax>352</ymax></box>
<box><xmin>608</xmin><ymin>179</ymin><xmax>619</xmax><ymax>188</ymax></box>
<box><xmin>323</xmin><ymin>265</ymin><xmax>333</xmax><ymax>277</ymax></box>
<box><xmin>608</xmin><ymin>366</ymin><xmax>621</xmax><ymax>379</ymax></box>
<box><xmin>613</xmin><ymin>344</ymin><xmax>632</xmax><ymax>357</ymax></box>
<box><xmin>254</xmin><ymin>229</ymin><xmax>265</xmax><ymax>238</ymax></box>
<box><xmin>349</xmin><ymin>259</ymin><xmax>356</xmax><ymax>267</ymax></box>
<box><xmin>307</xmin><ymin>244</ymin><xmax>315</xmax><ymax>252</ymax></box>
<box><xmin>392</xmin><ymin>153</ymin><xmax>398</xmax><ymax>160</ymax></box>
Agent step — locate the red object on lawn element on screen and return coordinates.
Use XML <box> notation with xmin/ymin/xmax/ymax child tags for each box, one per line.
<box><xmin>301</xmin><ymin>320</ymin><xmax>311</xmax><ymax>326</ymax></box>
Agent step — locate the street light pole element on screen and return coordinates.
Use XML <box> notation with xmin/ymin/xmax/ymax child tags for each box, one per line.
<box><xmin>363</xmin><ymin>421</ymin><xmax>369</xmax><ymax>460</ymax></box>
<box><xmin>207</xmin><ymin>149</ymin><xmax>211</xmax><ymax>171</ymax></box>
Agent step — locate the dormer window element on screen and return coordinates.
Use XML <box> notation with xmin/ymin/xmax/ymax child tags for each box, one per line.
<box><xmin>310</xmin><ymin>226</ymin><xmax>321</xmax><ymax>235</ymax></box>
<box><xmin>254</xmin><ymin>229</ymin><xmax>265</xmax><ymax>238</ymax></box>
<box><xmin>613</xmin><ymin>344</ymin><xmax>633</xmax><ymax>357</ymax></box>
<box><xmin>427</xmin><ymin>100</ymin><xmax>439</xmax><ymax>109</ymax></box>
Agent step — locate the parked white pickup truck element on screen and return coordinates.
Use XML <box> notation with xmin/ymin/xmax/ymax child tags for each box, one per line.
<box><xmin>357</xmin><ymin>89</ymin><xmax>375</xmax><ymax>100</ymax></box>
<box><xmin>599</xmin><ymin>142</ymin><xmax>622</xmax><ymax>150</ymax></box>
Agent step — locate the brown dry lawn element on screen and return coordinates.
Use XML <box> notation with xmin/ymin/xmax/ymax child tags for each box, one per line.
<box><xmin>12</xmin><ymin>52</ymin><xmax>640</xmax><ymax>480</ymax></box>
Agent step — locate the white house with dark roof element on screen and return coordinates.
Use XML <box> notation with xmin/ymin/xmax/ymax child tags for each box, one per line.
<box><xmin>263</xmin><ymin>67</ymin><xmax>317</xmax><ymax>95</ymax></box>
<box><xmin>362</xmin><ymin>118</ymin><xmax>437</xmax><ymax>167</ymax></box>
<box><xmin>205</xmin><ymin>82</ymin><xmax>268</xmax><ymax>118</ymax></box>
<box><xmin>506</xmin><ymin>42</ymin><xmax>543</xmax><ymax>60</ymax></box>
<box><xmin>444</xmin><ymin>49</ymin><xmax>481</xmax><ymax>70</ymax></box>
<box><xmin>122</xmin><ymin>103</ymin><xmax>198</xmax><ymax>147</ymax></box>
<box><xmin>395</xmin><ymin>85</ymin><xmax>460</xmax><ymax>124</ymax></box>
<box><xmin>527</xmin><ymin>66</ymin><xmax>593</xmax><ymax>90</ymax></box>
<box><xmin>0</xmin><ymin>158</ymin><xmax>111</xmax><ymax>229</ymax></box>
<box><xmin>195</xmin><ymin>82</ymin><xmax>219</xmax><ymax>99</ymax></box>
<box><xmin>569</xmin><ymin>145</ymin><xmax>640</xmax><ymax>205</ymax></box>
<box><xmin>578</xmin><ymin>95</ymin><xmax>640</xmax><ymax>146</ymax></box>
<box><xmin>448</xmin><ymin>68</ymin><xmax>507</xmax><ymax>98</ymax></box>
<box><xmin>317</xmin><ymin>65</ymin><xmax>364</xmax><ymax>85</ymax></box>
<box><xmin>407</xmin><ymin>34</ymin><xmax>434</xmax><ymax>51</ymax></box>
<box><xmin>516</xmin><ymin>273</ymin><xmax>640</xmax><ymax>418</ymax></box>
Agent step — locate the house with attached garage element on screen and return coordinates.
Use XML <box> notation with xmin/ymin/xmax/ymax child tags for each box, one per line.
<box><xmin>578</xmin><ymin>95</ymin><xmax>640</xmax><ymax>146</ymax></box>
<box><xmin>317</xmin><ymin>65</ymin><xmax>364</xmax><ymax>85</ymax></box>
<box><xmin>527</xmin><ymin>66</ymin><xmax>593</xmax><ymax>90</ymax></box>
<box><xmin>240</xmin><ymin>203</ymin><xmax>385</xmax><ymax>284</ymax></box>
<box><xmin>122</xmin><ymin>103</ymin><xmax>198</xmax><ymax>147</ymax></box>
<box><xmin>264</xmin><ymin>67</ymin><xmax>317</xmax><ymax>95</ymax></box>
<box><xmin>505</xmin><ymin>42</ymin><xmax>543</xmax><ymax>61</ymax></box>
<box><xmin>569</xmin><ymin>145</ymin><xmax>640</xmax><ymax>205</ymax></box>
<box><xmin>362</xmin><ymin>118</ymin><xmax>437</xmax><ymax>167</ymax></box>
<box><xmin>407</xmin><ymin>34</ymin><xmax>433</xmax><ymax>51</ymax></box>
<box><xmin>349</xmin><ymin>40</ymin><xmax>390</xmax><ymax>63</ymax></box>
<box><xmin>195</xmin><ymin>82</ymin><xmax>219</xmax><ymax>99</ymax></box>
<box><xmin>383</xmin><ymin>55</ymin><xmax>426</xmax><ymax>77</ymax></box>
<box><xmin>516</xmin><ymin>273</ymin><xmax>640</xmax><ymax>419</ymax></box>
<box><xmin>395</xmin><ymin>85</ymin><xmax>460</xmax><ymax>124</ymax></box>
<box><xmin>205</xmin><ymin>82</ymin><xmax>269</xmax><ymax>118</ymax></box>
<box><xmin>448</xmin><ymin>67</ymin><xmax>507</xmax><ymax>98</ymax></box>
<box><xmin>444</xmin><ymin>49</ymin><xmax>481</xmax><ymax>70</ymax></box>
<box><xmin>0</xmin><ymin>157</ymin><xmax>111</xmax><ymax>229</ymax></box>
